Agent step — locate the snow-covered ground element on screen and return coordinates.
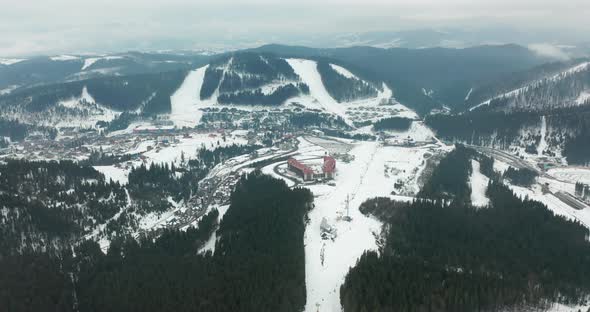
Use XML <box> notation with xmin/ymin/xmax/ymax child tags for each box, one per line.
<box><xmin>469</xmin><ymin>159</ymin><xmax>490</xmax><ymax>207</ymax></box>
<box><xmin>93</xmin><ymin>165</ymin><xmax>130</xmax><ymax>184</ymax></box>
<box><xmin>81</xmin><ymin>56</ymin><xmax>123</xmax><ymax>71</ymax></box>
<box><xmin>50</xmin><ymin>55</ymin><xmax>80</xmax><ymax>61</ymax></box>
<box><xmin>0</xmin><ymin>58</ymin><xmax>25</xmax><ymax>65</ymax></box>
<box><xmin>492</xmin><ymin>158</ymin><xmax>590</xmax><ymax>229</ymax></box>
<box><xmin>547</xmin><ymin>167</ymin><xmax>590</xmax><ymax>185</ymax></box>
<box><xmin>0</xmin><ymin>85</ymin><xmax>18</xmax><ymax>95</ymax></box>
<box><xmin>296</xmin><ymin>138</ymin><xmax>435</xmax><ymax>312</ymax></box>
<box><xmin>169</xmin><ymin>65</ymin><xmax>209</xmax><ymax>127</ymax></box>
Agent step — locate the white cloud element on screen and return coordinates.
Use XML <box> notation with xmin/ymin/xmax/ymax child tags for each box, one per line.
<box><xmin>0</xmin><ymin>0</ymin><xmax>588</xmax><ymax>56</ymax></box>
<box><xmin>528</xmin><ymin>43</ymin><xmax>571</xmax><ymax>60</ymax></box>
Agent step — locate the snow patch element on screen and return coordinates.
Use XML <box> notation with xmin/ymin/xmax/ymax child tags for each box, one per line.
<box><xmin>469</xmin><ymin>159</ymin><xmax>490</xmax><ymax>207</ymax></box>
<box><xmin>50</xmin><ymin>55</ymin><xmax>80</xmax><ymax>61</ymax></box>
<box><xmin>81</xmin><ymin>56</ymin><xmax>124</xmax><ymax>71</ymax></box>
<box><xmin>0</xmin><ymin>58</ymin><xmax>25</xmax><ymax>65</ymax></box>
<box><xmin>576</xmin><ymin>91</ymin><xmax>590</xmax><ymax>105</ymax></box>
<box><xmin>329</xmin><ymin>64</ymin><xmax>358</xmax><ymax>80</ymax></box>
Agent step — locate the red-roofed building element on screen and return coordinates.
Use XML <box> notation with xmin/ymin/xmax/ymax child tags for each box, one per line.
<box><xmin>323</xmin><ymin>156</ymin><xmax>336</xmax><ymax>179</ymax></box>
<box><xmin>288</xmin><ymin>156</ymin><xmax>336</xmax><ymax>181</ymax></box>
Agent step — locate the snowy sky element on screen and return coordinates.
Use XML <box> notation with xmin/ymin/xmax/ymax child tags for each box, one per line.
<box><xmin>1</xmin><ymin>0</ymin><xmax>589</xmax><ymax>56</ymax></box>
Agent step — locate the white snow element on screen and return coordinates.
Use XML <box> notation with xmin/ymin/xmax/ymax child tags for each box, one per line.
<box><xmin>286</xmin><ymin>59</ymin><xmax>352</xmax><ymax>126</ymax></box>
<box><xmin>329</xmin><ymin>64</ymin><xmax>358</xmax><ymax>80</ymax></box>
<box><xmin>0</xmin><ymin>58</ymin><xmax>25</xmax><ymax>65</ymax></box>
<box><xmin>169</xmin><ymin>65</ymin><xmax>209</xmax><ymax>128</ymax></box>
<box><xmin>93</xmin><ymin>165</ymin><xmax>129</xmax><ymax>184</ymax></box>
<box><xmin>0</xmin><ymin>85</ymin><xmax>18</xmax><ymax>95</ymax></box>
<box><xmin>537</xmin><ymin>116</ymin><xmax>547</xmax><ymax>156</ymax></box>
<box><xmin>547</xmin><ymin>167</ymin><xmax>590</xmax><ymax>185</ymax></box>
<box><xmin>300</xmin><ymin>137</ymin><xmax>437</xmax><ymax>312</ymax></box>
<box><xmin>50</xmin><ymin>55</ymin><xmax>80</xmax><ymax>61</ymax></box>
<box><xmin>576</xmin><ymin>91</ymin><xmax>590</xmax><ymax>105</ymax></box>
<box><xmin>465</xmin><ymin>87</ymin><xmax>473</xmax><ymax>101</ymax></box>
<box><xmin>81</xmin><ymin>56</ymin><xmax>124</xmax><ymax>71</ymax></box>
<box><xmin>469</xmin><ymin>159</ymin><xmax>490</xmax><ymax>207</ymax></box>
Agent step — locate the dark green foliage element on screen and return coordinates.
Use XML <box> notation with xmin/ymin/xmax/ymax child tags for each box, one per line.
<box><xmin>0</xmin><ymin>71</ymin><xmax>186</xmax><ymax>115</ymax></box>
<box><xmin>373</xmin><ymin>117</ymin><xmax>413</xmax><ymax>131</ymax></box>
<box><xmin>564</xmin><ymin>131</ymin><xmax>590</xmax><ymax>165</ymax></box>
<box><xmin>316</xmin><ymin>61</ymin><xmax>378</xmax><ymax>102</ymax></box>
<box><xmin>201</xmin><ymin>53</ymin><xmax>300</xmax><ymax>100</ymax></box>
<box><xmin>217</xmin><ymin>83</ymin><xmax>309</xmax><ymax>105</ymax></box>
<box><xmin>0</xmin><ymin>117</ymin><xmax>28</xmax><ymax>141</ymax></box>
<box><xmin>194</xmin><ymin>143</ymin><xmax>262</xmax><ymax>168</ymax></box>
<box><xmin>426</xmin><ymin>110</ymin><xmax>541</xmax><ymax>147</ymax></box>
<box><xmin>418</xmin><ymin>144</ymin><xmax>474</xmax><ymax>203</ymax></box>
<box><xmin>342</xmin><ymin>182</ymin><xmax>590</xmax><ymax>312</ymax></box>
<box><xmin>200</xmin><ymin>67</ymin><xmax>223</xmax><ymax>99</ymax></box>
<box><xmin>504</xmin><ymin>167</ymin><xmax>538</xmax><ymax>186</ymax></box>
<box><xmin>0</xmin><ymin>253</ymin><xmax>75</xmax><ymax>312</ymax></box>
<box><xmin>464</xmin><ymin>59</ymin><xmax>589</xmax><ymax>109</ymax></box>
<box><xmin>104</xmin><ymin>112</ymin><xmax>139</xmax><ymax>132</ymax></box>
<box><xmin>477</xmin><ymin>153</ymin><xmax>498</xmax><ymax>180</ymax></box>
<box><xmin>86</xmin><ymin>71</ymin><xmax>186</xmax><ymax>114</ymax></box>
<box><xmin>0</xmin><ymin>159</ymin><xmax>127</xmax><ymax>255</ymax></box>
<box><xmin>74</xmin><ymin>172</ymin><xmax>312</xmax><ymax>312</ymax></box>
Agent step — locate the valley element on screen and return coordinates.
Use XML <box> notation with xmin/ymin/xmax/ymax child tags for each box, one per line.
<box><xmin>2</xmin><ymin>46</ymin><xmax>590</xmax><ymax>312</ymax></box>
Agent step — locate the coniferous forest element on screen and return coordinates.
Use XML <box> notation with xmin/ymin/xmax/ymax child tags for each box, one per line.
<box><xmin>342</xmin><ymin>148</ymin><xmax>590</xmax><ymax>312</ymax></box>
<box><xmin>0</xmin><ymin>172</ymin><xmax>313</xmax><ymax>312</ymax></box>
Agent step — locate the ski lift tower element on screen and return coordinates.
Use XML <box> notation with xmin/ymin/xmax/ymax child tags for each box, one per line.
<box><xmin>343</xmin><ymin>194</ymin><xmax>352</xmax><ymax>222</ymax></box>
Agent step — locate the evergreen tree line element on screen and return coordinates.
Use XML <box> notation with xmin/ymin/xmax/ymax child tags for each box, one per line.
<box><xmin>0</xmin><ymin>160</ymin><xmax>127</xmax><ymax>256</ymax></box>
<box><xmin>217</xmin><ymin>83</ymin><xmax>309</xmax><ymax>106</ymax></box>
<box><xmin>426</xmin><ymin>105</ymin><xmax>590</xmax><ymax>165</ymax></box>
<box><xmin>343</xmin><ymin>176</ymin><xmax>590</xmax><ymax>311</ymax></box>
<box><xmin>503</xmin><ymin>167</ymin><xmax>539</xmax><ymax>186</ymax></box>
<box><xmin>418</xmin><ymin>144</ymin><xmax>474</xmax><ymax>203</ymax></box>
<box><xmin>200</xmin><ymin>53</ymin><xmax>300</xmax><ymax>100</ymax></box>
<box><xmin>1</xmin><ymin>172</ymin><xmax>313</xmax><ymax>312</ymax></box>
<box><xmin>0</xmin><ymin>70</ymin><xmax>187</xmax><ymax>115</ymax></box>
<box><xmin>373</xmin><ymin>117</ymin><xmax>413</xmax><ymax>131</ymax></box>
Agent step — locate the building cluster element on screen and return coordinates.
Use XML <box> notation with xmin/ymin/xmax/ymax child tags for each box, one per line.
<box><xmin>287</xmin><ymin>156</ymin><xmax>336</xmax><ymax>181</ymax></box>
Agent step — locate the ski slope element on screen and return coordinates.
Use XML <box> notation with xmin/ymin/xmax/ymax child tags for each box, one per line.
<box><xmin>329</xmin><ymin>64</ymin><xmax>358</xmax><ymax>79</ymax></box>
<box><xmin>286</xmin><ymin>59</ymin><xmax>352</xmax><ymax>126</ymax></box>
<box><xmin>300</xmin><ymin>138</ymin><xmax>436</xmax><ymax>312</ymax></box>
<box><xmin>469</xmin><ymin>159</ymin><xmax>490</xmax><ymax>207</ymax></box>
<box><xmin>169</xmin><ymin>65</ymin><xmax>209</xmax><ymax>128</ymax></box>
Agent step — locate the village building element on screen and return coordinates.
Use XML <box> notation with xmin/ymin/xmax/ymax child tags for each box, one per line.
<box><xmin>288</xmin><ymin>156</ymin><xmax>336</xmax><ymax>181</ymax></box>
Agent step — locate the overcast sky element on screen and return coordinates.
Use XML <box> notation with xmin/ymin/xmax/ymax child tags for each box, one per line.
<box><xmin>1</xmin><ymin>0</ymin><xmax>589</xmax><ymax>57</ymax></box>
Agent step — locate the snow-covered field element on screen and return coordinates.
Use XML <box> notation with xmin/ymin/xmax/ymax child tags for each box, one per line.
<box><xmin>548</xmin><ymin>167</ymin><xmax>590</xmax><ymax>185</ymax></box>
